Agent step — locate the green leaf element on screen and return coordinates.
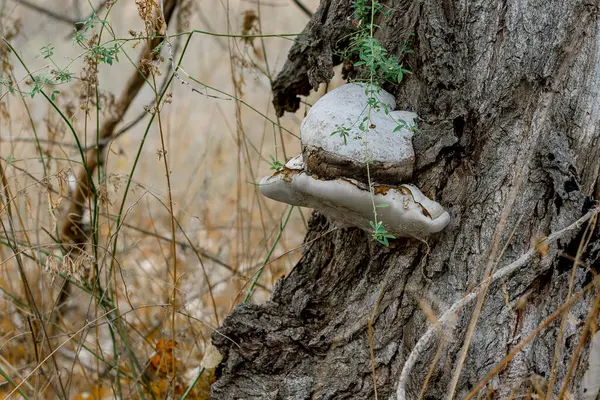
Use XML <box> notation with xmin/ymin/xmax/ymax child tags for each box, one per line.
<box><xmin>397</xmin><ymin>70</ymin><xmax>404</xmax><ymax>83</ymax></box>
<box><xmin>393</xmin><ymin>123</ymin><xmax>407</xmax><ymax>132</ymax></box>
<box><xmin>40</xmin><ymin>44</ymin><xmax>54</xmax><ymax>59</ymax></box>
<box><xmin>151</xmin><ymin>42</ymin><xmax>165</xmax><ymax>56</ymax></box>
<box><xmin>269</xmin><ymin>155</ymin><xmax>284</xmax><ymax>172</ymax></box>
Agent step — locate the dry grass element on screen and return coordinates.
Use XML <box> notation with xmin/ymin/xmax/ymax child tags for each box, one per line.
<box><xmin>0</xmin><ymin>0</ymin><xmax>321</xmax><ymax>398</ymax></box>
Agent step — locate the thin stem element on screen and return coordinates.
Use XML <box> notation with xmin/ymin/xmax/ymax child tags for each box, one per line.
<box><xmin>180</xmin><ymin>368</ymin><xmax>205</xmax><ymax>399</ymax></box>
<box><xmin>156</xmin><ymin>0</ymin><xmax>178</xmax><ymax>387</ymax></box>
<box><xmin>244</xmin><ymin>206</ymin><xmax>294</xmax><ymax>302</ymax></box>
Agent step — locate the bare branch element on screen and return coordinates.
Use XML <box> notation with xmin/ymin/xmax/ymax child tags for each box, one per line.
<box><xmin>291</xmin><ymin>0</ymin><xmax>312</xmax><ymax>17</ymax></box>
<box><xmin>74</xmin><ymin>1</ymin><xmax>110</xmax><ymax>30</ymax></box>
<box><xmin>73</xmin><ymin>0</ymin><xmax>81</xmax><ymax>20</ymax></box>
<box><xmin>159</xmin><ymin>0</ymin><xmax>229</xmax><ymax>100</ymax></box>
<box><xmin>14</xmin><ymin>0</ymin><xmax>111</xmax><ymax>46</ymax></box>
<box><xmin>13</xmin><ymin>0</ymin><xmax>76</xmax><ymax>23</ymax></box>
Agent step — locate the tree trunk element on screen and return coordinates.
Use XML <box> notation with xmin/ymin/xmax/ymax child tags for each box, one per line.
<box><xmin>212</xmin><ymin>0</ymin><xmax>600</xmax><ymax>398</ymax></box>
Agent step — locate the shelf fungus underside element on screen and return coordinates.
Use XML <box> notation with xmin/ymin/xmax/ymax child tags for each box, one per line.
<box><xmin>259</xmin><ymin>156</ymin><xmax>450</xmax><ymax>238</ymax></box>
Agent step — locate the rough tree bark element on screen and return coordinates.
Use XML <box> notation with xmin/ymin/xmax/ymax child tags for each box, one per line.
<box><xmin>212</xmin><ymin>0</ymin><xmax>600</xmax><ymax>398</ymax></box>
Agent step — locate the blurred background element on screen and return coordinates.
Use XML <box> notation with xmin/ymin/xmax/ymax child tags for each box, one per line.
<box><xmin>0</xmin><ymin>0</ymin><xmax>336</xmax><ymax>398</ymax></box>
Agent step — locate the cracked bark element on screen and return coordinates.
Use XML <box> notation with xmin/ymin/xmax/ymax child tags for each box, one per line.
<box><xmin>212</xmin><ymin>0</ymin><xmax>600</xmax><ymax>398</ymax></box>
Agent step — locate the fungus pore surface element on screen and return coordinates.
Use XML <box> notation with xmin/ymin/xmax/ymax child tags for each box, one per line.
<box><xmin>259</xmin><ymin>155</ymin><xmax>450</xmax><ymax>238</ymax></box>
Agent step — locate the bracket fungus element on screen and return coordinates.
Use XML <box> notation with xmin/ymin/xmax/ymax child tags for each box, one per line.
<box><xmin>260</xmin><ymin>83</ymin><xmax>451</xmax><ymax>238</ymax></box>
<box><xmin>302</xmin><ymin>83</ymin><xmax>417</xmax><ymax>184</ymax></box>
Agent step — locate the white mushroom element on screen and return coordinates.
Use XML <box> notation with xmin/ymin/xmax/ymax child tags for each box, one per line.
<box><xmin>259</xmin><ymin>155</ymin><xmax>450</xmax><ymax>238</ymax></box>
<box><xmin>301</xmin><ymin>83</ymin><xmax>418</xmax><ymax>184</ymax></box>
<box><xmin>259</xmin><ymin>83</ymin><xmax>451</xmax><ymax>239</ymax></box>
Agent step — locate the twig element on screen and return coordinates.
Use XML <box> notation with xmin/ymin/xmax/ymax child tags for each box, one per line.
<box><xmin>242</xmin><ymin>0</ymin><xmax>288</xmax><ymax>6</ymax></box>
<box><xmin>291</xmin><ymin>0</ymin><xmax>312</xmax><ymax>17</ymax></box>
<box><xmin>243</xmin><ymin>206</ymin><xmax>294</xmax><ymax>302</ymax></box>
<box><xmin>73</xmin><ymin>0</ymin><xmax>81</xmax><ymax>20</ymax></box>
<box><xmin>13</xmin><ymin>0</ymin><xmax>76</xmax><ymax>24</ymax></box>
<box><xmin>12</xmin><ymin>0</ymin><xmax>109</xmax><ymax>31</ymax></box>
<box><xmin>67</xmin><ymin>1</ymin><xmax>111</xmax><ymax>39</ymax></box>
<box><xmin>396</xmin><ymin>207</ymin><xmax>599</xmax><ymax>400</ymax></box>
<box><xmin>547</xmin><ymin>211</ymin><xmax>597</xmax><ymax>398</ymax></box>
<box><xmin>447</xmin><ymin>214</ymin><xmax>523</xmax><ymax>399</ymax></box>
<box><xmin>0</xmin><ymin>161</ymin><xmax>69</xmax><ymax>398</ymax></box>
<box><xmin>2</xmin><ymin>153</ymin><xmax>245</xmax><ymax>289</ymax></box>
<box><xmin>557</xmin><ymin>288</ymin><xmax>600</xmax><ymax>399</ymax></box>
<box><xmin>159</xmin><ymin>0</ymin><xmax>229</xmax><ymax>100</ymax></box>
<box><xmin>0</xmin><ymin>136</ymin><xmax>79</xmax><ymax>149</ymax></box>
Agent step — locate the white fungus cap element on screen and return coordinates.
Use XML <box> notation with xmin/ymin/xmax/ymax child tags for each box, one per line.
<box><xmin>259</xmin><ymin>156</ymin><xmax>450</xmax><ymax>238</ymax></box>
<box><xmin>301</xmin><ymin>83</ymin><xmax>418</xmax><ymax>183</ymax></box>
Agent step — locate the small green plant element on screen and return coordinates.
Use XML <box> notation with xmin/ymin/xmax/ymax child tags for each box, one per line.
<box><xmin>0</xmin><ymin>12</ymin><xmax>128</xmax><ymax>101</ymax></box>
<box><xmin>40</xmin><ymin>44</ymin><xmax>54</xmax><ymax>59</ymax></box>
<box><xmin>342</xmin><ymin>0</ymin><xmax>412</xmax><ymax>86</ymax></box>
<box><xmin>73</xmin><ymin>13</ymin><xmax>121</xmax><ymax>65</ymax></box>
<box><xmin>331</xmin><ymin>0</ymin><xmax>415</xmax><ymax>245</ymax></box>
<box><xmin>4</xmin><ymin>155</ymin><xmax>16</xmax><ymax>165</ymax></box>
<box><xmin>90</xmin><ymin>42</ymin><xmax>121</xmax><ymax>65</ymax></box>
<box><xmin>370</xmin><ymin>220</ymin><xmax>395</xmax><ymax>246</ymax></box>
<box><xmin>9</xmin><ymin>45</ymin><xmax>76</xmax><ymax>100</ymax></box>
<box><xmin>73</xmin><ymin>13</ymin><xmax>104</xmax><ymax>45</ymax></box>
<box><xmin>330</xmin><ymin>124</ymin><xmax>352</xmax><ymax>144</ymax></box>
<box><xmin>269</xmin><ymin>155</ymin><xmax>285</xmax><ymax>172</ymax></box>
